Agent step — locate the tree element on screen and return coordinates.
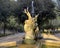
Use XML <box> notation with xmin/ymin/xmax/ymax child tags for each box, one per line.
<box><xmin>0</xmin><ymin>0</ymin><xmax>11</xmax><ymax>34</ymax></box>
<box><xmin>0</xmin><ymin>0</ymin><xmax>56</xmax><ymax>34</ymax></box>
<box><xmin>17</xmin><ymin>0</ymin><xmax>56</xmax><ymax>29</ymax></box>
<box><xmin>0</xmin><ymin>0</ymin><xmax>20</xmax><ymax>34</ymax></box>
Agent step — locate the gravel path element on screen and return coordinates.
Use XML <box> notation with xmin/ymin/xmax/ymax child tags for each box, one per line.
<box><xmin>0</xmin><ymin>33</ymin><xmax>25</xmax><ymax>43</ymax></box>
<box><xmin>0</xmin><ymin>33</ymin><xmax>60</xmax><ymax>43</ymax></box>
<box><xmin>42</xmin><ymin>33</ymin><xmax>60</xmax><ymax>41</ymax></box>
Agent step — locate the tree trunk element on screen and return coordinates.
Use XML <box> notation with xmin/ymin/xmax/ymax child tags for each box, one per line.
<box><xmin>4</xmin><ymin>22</ymin><xmax>6</xmax><ymax>35</ymax></box>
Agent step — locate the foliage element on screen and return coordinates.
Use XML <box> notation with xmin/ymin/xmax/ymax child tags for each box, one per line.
<box><xmin>0</xmin><ymin>33</ymin><xmax>12</xmax><ymax>37</ymax></box>
<box><xmin>17</xmin><ymin>0</ymin><xmax>56</xmax><ymax>29</ymax></box>
<box><xmin>19</xmin><ymin>24</ymin><xmax>24</xmax><ymax>32</ymax></box>
<box><xmin>0</xmin><ymin>0</ymin><xmax>56</xmax><ymax>33</ymax></box>
<box><xmin>7</xmin><ymin>16</ymin><xmax>17</xmax><ymax>27</ymax></box>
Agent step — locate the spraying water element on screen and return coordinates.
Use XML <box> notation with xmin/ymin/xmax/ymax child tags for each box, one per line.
<box><xmin>31</xmin><ymin>1</ymin><xmax>35</xmax><ymax>17</ymax></box>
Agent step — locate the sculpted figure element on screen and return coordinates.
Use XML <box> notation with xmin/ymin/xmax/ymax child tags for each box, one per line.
<box><xmin>24</xmin><ymin>9</ymin><xmax>39</xmax><ymax>44</ymax></box>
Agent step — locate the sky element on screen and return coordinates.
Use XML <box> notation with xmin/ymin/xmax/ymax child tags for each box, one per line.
<box><xmin>52</xmin><ymin>0</ymin><xmax>57</xmax><ymax>3</ymax></box>
<box><xmin>52</xmin><ymin>0</ymin><xmax>58</xmax><ymax>6</ymax></box>
<box><xmin>52</xmin><ymin>0</ymin><xmax>57</xmax><ymax>2</ymax></box>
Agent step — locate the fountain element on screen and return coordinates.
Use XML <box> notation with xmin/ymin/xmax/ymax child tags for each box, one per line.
<box><xmin>18</xmin><ymin>1</ymin><xmax>41</xmax><ymax>48</ymax></box>
<box><xmin>31</xmin><ymin>1</ymin><xmax>35</xmax><ymax>17</ymax></box>
<box><xmin>22</xmin><ymin>0</ymin><xmax>40</xmax><ymax>44</ymax></box>
<box><xmin>18</xmin><ymin>9</ymin><xmax>40</xmax><ymax>48</ymax></box>
<box><xmin>23</xmin><ymin>9</ymin><xmax>39</xmax><ymax>44</ymax></box>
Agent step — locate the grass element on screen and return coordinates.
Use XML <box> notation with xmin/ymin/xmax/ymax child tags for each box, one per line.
<box><xmin>6</xmin><ymin>46</ymin><xmax>17</xmax><ymax>48</ymax></box>
<box><xmin>0</xmin><ymin>34</ymin><xmax>13</xmax><ymax>37</ymax></box>
<box><xmin>0</xmin><ymin>34</ymin><xmax>8</xmax><ymax>37</ymax></box>
<box><xmin>0</xmin><ymin>46</ymin><xmax>17</xmax><ymax>48</ymax></box>
<box><xmin>8</xmin><ymin>45</ymin><xmax>60</xmax><ymax>48</ymax></box>
<box><xmin>41</xmin><ymin>45</ymin><xmax>60</xmax><ymax>48</ymax></box>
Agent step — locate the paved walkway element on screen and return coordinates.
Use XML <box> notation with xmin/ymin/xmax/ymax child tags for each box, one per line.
<box><xmin>0</xmin><ymin>33</ymin><xmax>60</xmax><ymax>47</ymax></box>
<box><xmin>42</xmin><ymin>33</ymin><xmax>60</xmax><ymax>41</ymax></box>
<box><xmin>0</xmin><ymin>33</ymin><xmax>60</xmax><ymax>43</ymax></box>
<box><xmin>0</xmin><ymin>33</ymin><xmax>25</xmax><ymax>43</ymax></box>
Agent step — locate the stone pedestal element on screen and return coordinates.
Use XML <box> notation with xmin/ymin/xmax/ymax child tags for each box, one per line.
<box><xmin>18</xmin><ymin>44</ymin><xmax>36</xmax><ymax>48</ymax></box>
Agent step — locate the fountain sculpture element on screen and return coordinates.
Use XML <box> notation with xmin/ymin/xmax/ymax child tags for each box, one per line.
<box><xmin>24</xmin><ymin>9</ymin><xmax>39</xmax><ymax>44</ymax></box>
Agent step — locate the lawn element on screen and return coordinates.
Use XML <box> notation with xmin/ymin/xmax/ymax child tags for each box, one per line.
<box><xmin>8</xmin><ymin>45</ymin><xmax>60</xmax><ymax>48</ymax></box>
<box><xmin>41</xmin><ymin>45</ymin><xmax>60</xmax><ymax>48</ymax></box>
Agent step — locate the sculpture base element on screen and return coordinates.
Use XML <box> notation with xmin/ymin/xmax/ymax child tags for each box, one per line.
<box><xmin>23</xmin><ymin>39</ymin><xmax>36</xmax><ymax>44</ymax></box>
<box><xmin>18</xmin><ymin>44</ymin><xmax>36</xmax><ymax>48</ymax></box>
